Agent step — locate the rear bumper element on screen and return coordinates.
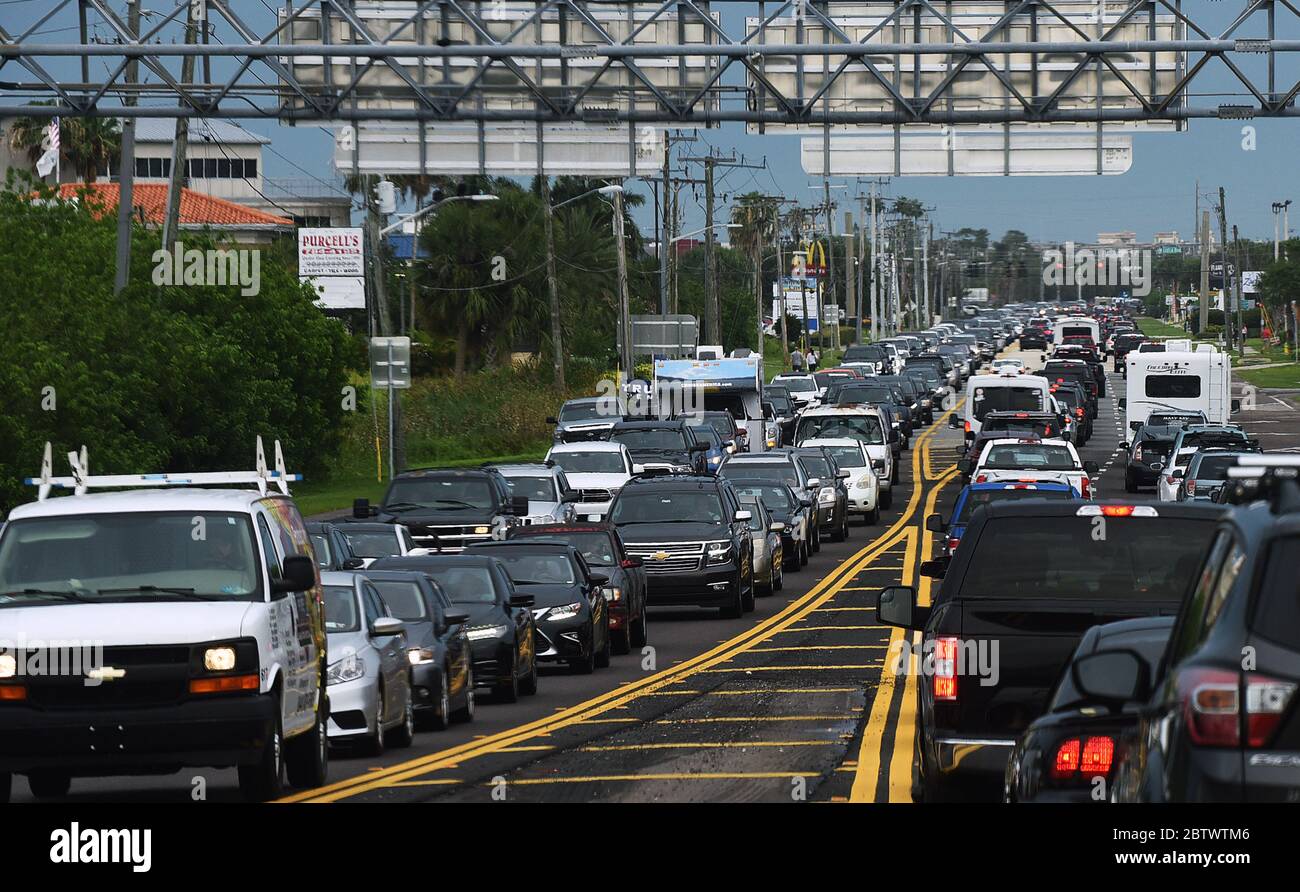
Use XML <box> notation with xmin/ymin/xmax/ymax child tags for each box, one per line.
<box><xmin>0</xmin><ymin>694</ymin><xmax>277</xmax><ymax>773</ymax></box>
<box><xmin>933</xmin><ymin>735</ymin><xmax>1017</xmax><ymax>779</ymax></box>
<box><xmin>1125</xmin><ymin>462</ymin><xmax>1163</xmax><ymax>486</ymax></box>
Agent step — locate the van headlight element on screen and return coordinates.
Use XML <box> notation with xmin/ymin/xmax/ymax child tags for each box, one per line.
<box><xmin>856</xmin><ymin>478</ymin><xmax>875</xmax><ymax>489</ymax></box>
<box><xmin>203</xmin><ymin>646</ymin><xmax>237</xmax><ymax>672</ymax></box>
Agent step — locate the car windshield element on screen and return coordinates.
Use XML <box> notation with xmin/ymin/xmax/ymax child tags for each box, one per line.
<box><xmin>981</xmin><ymin>444</ymin><xmax>1076</xmax><ymax>470</ymax></box>
<box><xmin>769</xmin><ymin>395</ymin><xmax>794</xmax><ymax>413</ymax></box>
<box><xmin>971</xmin><ymin>385</ymin><xmax>1044</xmax><ymax>421</ymax></box>
<box><xmin>722</xmin><ymin>462</ymin><xmax>799</xmax><ymax>488</ymax></box>
<box><xmin>776</xmin><ymin>377</ymin><xmax>816</xmax><ymax>393</ymax></box>
<box><xmin>506</xmin><ymin>475</ymin><xmax>557</xmax><ymax>501</ymax></box>
<box><xmin>425</xmin><ymin>566</ymin><xmax>498</xmax><ymax>604</ymax></box>
<box><xmin>823</xmin><ymin>445</ymin><xmax>866</xmax><ymax>468</ymax></box>
<box><xmin>490</xmin><ymin>552</ymin><xmax>576</xmax><ymax>586</ymax></box>
<box><xmin>612</xmin><ymin>429</ymin><xmax>687</xmax><ymax>451</ymax></box>
<box><xmin>549</xmin><ymin>451</ymin><xmax>626</xmax><ymax>475</ymax></box>
<box><xmin>559</xmin><ymin>401</ymin><xmax>605</xmax><ymax>422</ymax></box>
<box><xmin>836</xmin><ymin>384</ymin><xmax>893</xmax><ymax>404</ymax></box>
<box><xmin>955</xmin><ymin>488</ymin><xmax>1073</xmax><ymax>523</ymax></box>
<box><xmin>0</xmin><ymin>512</ymin><xmax>262</xmax><ymax>603</ymax></box>
<box><xmin>516</xmin><ymin>532</ymin><xmax>616</xmax><ymax>567</ymax></box>
<box><xmin>385</xmin><ymin>477</ymin><xmax>495</xmax><ymax>510</ymax></box>
<box><xmin>795</xmin><ymin>414</ymin><xmax>885</xmax><ymax>445</ymax></box>
<box><xmin>611</xmin><ymin>491</ymin><xmax>726</xmax><ymax>524</ymax></box>
<box><xmin>322</xmin><ymin>585</ymin><xmax>361</xmax><ymax>632</ymax></box>
<box><xmin>370</xmin><ymin>580</ymin><xmax>429</xmax><ymax>621</ymax></box>
<box><xmin>730</xmin><ymin>483</ymin><xmax>795</xmax><ymax>511</ymax></box>
<box><xmin>340</xmin><ymin>529</ymin><xmax>399</xmax><ymax>559</ymax></box>
<box><xmin>959</xmin><ymin>517</ymin><xmax>1215</xmax><ymax>600</ymax></box>
<box><xmin>689</xmin><ymin>425</ymin><xmax>723</xmax><ymax>448</ymax></box>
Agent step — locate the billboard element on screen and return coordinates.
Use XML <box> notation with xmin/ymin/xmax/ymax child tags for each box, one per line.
<box><xmin>773</xmin><ymin>277</ymin><xmax>821</xmax><ymax>332</ymax></box>
<box><xmin>299</xmin><ymin>227</ymin><xmax>365</xmax><ymax>310</ymax></box>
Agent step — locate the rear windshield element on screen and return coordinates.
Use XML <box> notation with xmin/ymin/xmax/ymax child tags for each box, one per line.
<box><xmin>794</xmin><ymin>414</ymin><xmax>885</xmax><ymax>445</ymax></box>
<box><xmin>612</xmin><ymin>429</ymin><xmax>688</xmax><ymax>451</ymax></box>
<box><xmin>982</xmin><ymin>416</ymin><xmax>1053</xmax><ymax>437</ymax></box>
<box><xmin>971</xmin><ymin>385</ymin><xmax>1044</xmax><ymax>421</ymax></box>
<box><xmin>980</xmin><ymin>443</ymin><xmax>1076</xmax><ymax>470</ymax></box>
<box><xmin>959</xmin><ymin>516</ymin><xmax>1216</xmax><ymax>600</ymax></box>
<box><xmin>512</xmin><ymin>532</ymin><xmax>615</xmax><ymax>567</ymax></box>
<box><xmin>1253</xmin><ymin>536</ymin><xmax>1300</xmax><ymax>650</ymax></box>
<box><xmin>1189</xmin><ymin>454</ymin><xmax>1239</xmax><ymax>480</ymax></box>
<box><xmin>956</xmin><ymin>489</ymin><xmax>1073</xmax><ymax>523</ymax></box>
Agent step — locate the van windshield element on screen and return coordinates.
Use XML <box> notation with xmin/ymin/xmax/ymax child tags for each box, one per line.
<box><xmin>0</xmin><ymin>512</ymin><xmax>263</xmax><ymax>604</ymax></box>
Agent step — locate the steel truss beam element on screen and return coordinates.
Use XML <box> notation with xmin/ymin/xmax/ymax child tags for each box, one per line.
<box><xmin>0</xmin><ymin>0</ymin><xmax>1298</xmax><ymax>124</ymax></box>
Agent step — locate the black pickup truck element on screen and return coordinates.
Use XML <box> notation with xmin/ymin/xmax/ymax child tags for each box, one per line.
<box><xmin>878</xmin><ymin>499</ymin><xmax>1224</xmax><ymax>801</ymax></box>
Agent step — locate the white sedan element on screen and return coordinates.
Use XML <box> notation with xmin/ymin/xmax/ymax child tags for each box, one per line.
<box><xmin>798</xmin><ymin>437</ymin><xmax>881</xmax><ymax>524</ymax></box>
<box><xmin>1157</xmin><ymin>447</ymin><xmax>1199</xmax><ymax>502</ymax></box>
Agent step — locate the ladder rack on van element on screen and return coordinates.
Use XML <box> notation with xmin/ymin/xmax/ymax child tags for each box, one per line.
<box><xmin>24</xmin><ymin>436</ymin><xmax>301</xmax><ymax>500</ymax></box>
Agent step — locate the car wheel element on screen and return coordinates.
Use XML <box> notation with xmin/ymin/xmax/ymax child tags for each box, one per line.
<box><xmin>452</xmin><ymin>666</ymin><xmax>475</xmax><ymax>722</ymax></box>
<box><xmin>494</xmin><ymin>653</ymin><xmax>521</xmax><ymax>702</ymax></box>
<box><xmin>773</xmin><ymin>558</ymin><xmax>784</xmax><ymax>592</ymax></box>
<box><xmin>362</xmin><ymin>687</ymin><xmax>386</xmax><ymax>757</ymax></box>
<box><xmin>718</xmin><ymin>574</ymin><xmax>744</xmax><ymax>619</ymax></box>
<box><xmin>880</xmin><ymin>489</ymin><xmax>894</xmax><ymax>510</ymax></box>
<box><xmin>0</xmin><ymin>773</ymin><xmax>10</xmax><ymax>805</ymax></box>
<box><xmin>840</xmin><ymin>515</ymin><xmax>850</xmax><ymax>541</ymax></box>
<box><xmin>426</xmin><ymin>669</ymin><xmax>452</xmax><ymax>731</ymax></box>
<box><xmin>570</xmin><ymin>638</ymin><xmax>596</xmax><ymax>674</ymax></box>
<box><xmin>613</xmin><ymin>622</ymin><xmax>632</xmax><ymax>655</ymax></box>
<box><xmin>629</xmin><ymin>607</ymin><xmax>648</xmax><ymax>649</ymax></box>
<box><xmin>1124</xmin><ymin>475</ymin><xmax>1137</xmax><ymax>494</ymax></box>
<box><xmin>27</xmin><ymin>770</ymin><xmax>71</xmax><ymax>800</ymax></box>
<box><xmin>286</xmin><ymin>676</ymin><xmax>329</xmax><ymax>787</ymax></box>
<box><xmin>741</xmin><ymin>568</ymin><xmax>756</xmax><ymax>613</ymax></box>
<box><xmin>389</xmin><ymin>690</ymin><xmax>415</xmax><ymax>749</ymax></box>
<box><xmin>520</xmin><ymin>647</ymin><xmax>539</xmax><ymax>695</ymax></box>
<box><xmin>595</xmin><ymin>616</ymin><xmax>612</xmax><ymax>668</ymax></box>
<box><xmin>798</xmin><ymin>540</ymin><xmax>809</xmax><ymax>566</ymax></box>
<box><xmin>238</xmin><ymin>694</ymin><xmax>285</xmax><ymax>802</ymax></box>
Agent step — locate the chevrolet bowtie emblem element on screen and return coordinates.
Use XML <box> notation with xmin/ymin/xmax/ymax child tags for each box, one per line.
<box><xmin>651</xmin><ymin>551</ymin><xmax>670</xmax><ymax>561</ymax></box>
<box><xmin>86</xmin><ymin>666</ymin><xmax>126</xmax><ymax>682</ymax></box>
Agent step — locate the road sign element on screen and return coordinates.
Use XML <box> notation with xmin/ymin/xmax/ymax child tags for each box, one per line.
<box><xmin>623</xmin><ymin>315</ymin><xmax>698</xmax><ymax>359</ymax></box>
<box><xmin>369</xmin><ymin>337</ymin><xmax>411</xmax><ymax>390</ymax></box>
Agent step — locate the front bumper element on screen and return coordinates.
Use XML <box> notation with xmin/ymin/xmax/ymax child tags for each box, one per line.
<box><xmin>643</xmin><ymin>562</ymin><xmax>740</xmax><ymax>608</ymax></box>
<box><xmin>326</xmin><ymin>675</ymin><xmax>377</xmax><ymax>741</ymax></box>
<box><xmin>469</xmin><ymin>637</ymin><xmax>516</xmax><ymax>686</ymax></box>
<box><xmin>0</xmin><ymin>693</ymin><xmax>277</xmax><ymax>772</ymax></box>
<box><xmin>849</xmin><ymin>487</ymin><xmax>878</xmax><ymax>513</ymax></box>
<box><xmin>532</xmin><ymin>615</ymin><xmax>590</xmax><ymax>662</ymax></box>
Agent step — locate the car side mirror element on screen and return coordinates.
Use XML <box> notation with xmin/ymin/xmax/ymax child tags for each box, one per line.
<box><xmin>510</xmin><ymin>495</ymin><xmax>530</xmax><ymax>516</ymax></box>
<box><xmin>370</xmin><ymin>616</ymin><xmax>404</xmax><ymax>638</ymax></box>
<box><xmin>806</xmin><ymin>477</ymin><xmax>822</xmax><ymax>488</ymax></box>
<box><xmin>1172</xmin><ymin>469</ymin><xmax>1185</xmax><ymax>479</ymax></box>
<box><xmin>770</xmin><ymin>521</ymin><xmax>786</xmax><ymax>532</ymax></box>
<box><xmin>1231</xmin><ymin>399</ymin><xmax>1242</xmax><ymax>414</ymax></box>
<box><xmin>632</xmin><ymin>463</ymin><xmax>645</xmax><ymax>475</ymax></box>
<box><xmin>341</xmin><ymin>556</ymin><xmax>366</xmax><ymax>570</ymax></box>
<box><xmin>1117</xmin><ymin>397</ymin><xmax>1127</xmax><ymax>409</ymax></box>
<box><xmin>561</xmin><ymin>491</ymin><xmax>580</xmax><ymax>503</ymax></box>
<box><xmin>1083</xmin><ymin>460</ymin><xmax>1099</xmax><ymax>476</ymax></box>
<box><xmin>889</xmin><ymin>429</ymin><xmax>900</xmax><ymax>443</ymax></box>
<box><xmin>836</xmin><ymin>469</ymin><xmax>850</xmax><ymax>480</ymax></box>
<box><xmin>948</xmin><ymin>414</ymin><xmax>963</xmax><ymax>429</ymax></box>
<box><xmin>799</xmin><ymin>497</ymin><xmax>814</xmax><ymax>509</ymax></box>
<box><xmin>1070</xmin><ymin>648</ymin><xmax>1151</xmax><ymax>705</ymax></box>
<box><xmin>1151</xmin><ymin>461</ymin><xmax>1165</xmax><ymax>471</ymax></box>
<box><xmin>509</xmin><ymin>593</ymin><xmax>535</xmax><ymax>608</ymax></box>
<box><xmin>546</xmin><ymin>416</ymin><xmax>558</xmax><ymax>425</ymax></box>
<box><xmin>1120</xmin><ymin>441</ymin><xmax>1130</xmax><ymax>450</ymax></box>
<box><xmin>353</xmin><ymin>498</ymin><xmax>374</xmax><ymax>519</ymax></box>
<box><xmin>735</xmin><ymin>509</ymin><xmax>752</xmax><ymax>522</ymax></box>
<box><xmin>925</xmin><ymin>512</ymin><xmax>944</xmax><ymax>533</ymax></box>
<box><xmin>445</xmin><ymin>611</ymin><xmax>469</xmax><ymax>626</ymax></box>
<box><xmin>877</xmin><ymin>585</ymin><xmax>928</xmax><ymax>630</ymax></box>
<box><xmin>957</xmin><ymin>458</ymin><xmax>972</xmax><ymax>475</ymax></box>
<box><xmin>622</xmin><ymin>555</ymin><xmax>643</xmax><ymax>568</ymax></box>
<box><xmin>273</xmin><ymin>554</ymin><xmax>317</xmax><ymax>595</ymax></box>
<box><xmin>588</xmin><ymin>572</ymin><xmax>609</xmax><ymax>587</ymax></box>
<box><xmin>919</xmin><ymin>557</ymin><xmax>949</xmax><ymax>579</ymax></box>
<box><xmin>690</xmin><ymin>442</ymin><xmax>709</xmax><ymax>453</ymax></box>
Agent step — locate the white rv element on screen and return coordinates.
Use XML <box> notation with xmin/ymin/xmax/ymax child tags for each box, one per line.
<box><xmin>1122</xmin><ymin>349</ymin><xmax>1234</xmax><ymax>435</ymax></box>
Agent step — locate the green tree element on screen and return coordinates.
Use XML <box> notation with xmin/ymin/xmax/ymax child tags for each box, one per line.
<box><xmin>6</xmin><ymin>105</ymin><xmax>121</xmax><ymax>182</ymax></box>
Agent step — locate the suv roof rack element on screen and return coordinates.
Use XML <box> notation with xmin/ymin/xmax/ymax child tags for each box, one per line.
<box><xmin>24</xmin><ymin>436</ymin><xmax>300</xmax><ymax>500</ymax></box>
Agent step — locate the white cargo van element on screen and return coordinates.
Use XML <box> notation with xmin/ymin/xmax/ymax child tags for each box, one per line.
<box><xmin>0</xmin><ymin>438</ymin><xmax>330</xmax><ymax>803</ymax></box>
<box><xmin>1051</xmin><ymin>316</ymin><xmax>1100</xmax><ymax>352</ymax></box>
<box><xmin>957</xmin><ymin>371</ymin><xmax>1055</xmax><ymax>442</ymax></box>
<box><xmin>1122</xmin><ymin>349</ymin><xmax>1234</xmax><ymax>435</ymax></box>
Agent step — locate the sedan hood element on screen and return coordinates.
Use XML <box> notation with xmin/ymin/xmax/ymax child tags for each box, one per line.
<box><xmin>0</xmin><ymin>600</ymin><xmax>255</xmax><ymax>647</ymax></box>
<box><xmin>617</xmin><ymin>521</ymin><xmax>728</xmax><ymax>543</ymax></box>
<box><xmin>515</xmin><ymin>583</ymin><xmax>585</xmax><ymax>609</ymax></box>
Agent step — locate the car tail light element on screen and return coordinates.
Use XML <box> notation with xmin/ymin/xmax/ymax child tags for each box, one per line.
<box><xmin>975</xmin><ymin>474</ymin><xmax>987</xmax><ymax>483</ymax></box>
<box><xmin>1100</xmin><ymin>505</ymin><xmax>1133</xmax><ymax>517</ymax></box>
<box><xmin>620</xmin><ymin>558</ymin><xmax>638</xmax><ymax>569</ymax></box>
<box><xmin>964</xmin><ymin>420</ymin><xmax>971</xmax><ymax>434</ymax></box>
<box><xmin>933</xmin><ymin>637</ymin><xmax>959</xmax><ymax>701</ymax></box>
<box><xmin>946</xmin><ymin>537</ymin><xmax>960</xmax><ymax>552</ymax></box>
<box><xmin>1186</xmin><ymin>479</ymin><xmax>1196</xmax><ymax>496</ymax></box>
<box><xmin>1076</xmin><ymin>407</ymin><xmax>1084</xmax><ymax>418</ymax></box>
<box><xmin>1178</xmin><ymin>668</ymin><xmax>1298</xmax><ymax>748</ymax></box>
<box><xmin>1080</xmin><ymin>475</ymin><xmax>1091</xmax><ymax>499</ymax></box>
<box><xmin>1134</xmin><ymin>444</ymin><xmax>1144</xmax><ymax>461</ymax></box>
<box><xmin>1051</xmin><ymin>738</ymin><xmax>1081</xmax><ymax>779</ymax></box>
<box><xmin>1080</xmin><ymin>736</ymin><xmax>1115</xmax><ymax>776</ymax></box>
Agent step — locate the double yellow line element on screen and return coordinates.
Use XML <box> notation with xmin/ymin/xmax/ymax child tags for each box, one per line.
<box><xmin>285</xmin><ymin>414</ymin><xmax>958</xmax><ymax>803</ymax></box>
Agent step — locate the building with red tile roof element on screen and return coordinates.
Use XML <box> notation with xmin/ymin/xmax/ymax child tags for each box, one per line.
<box><xmin>52</xmin><ymin>182</ymin><xmax>294</xmax><ymax>244</ymax></box>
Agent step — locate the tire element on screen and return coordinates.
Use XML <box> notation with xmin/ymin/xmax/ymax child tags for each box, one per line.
<box><xmin>388</xmin><ymin>689</ymin><xmax>415</xmax><ymax>749</ymax></box>
<box><xmin>452</xmin><ymin>666</ymin><xmax>475</xmax><ymax>722</ymax></box>
<box><xmin>595</xmin><ymin>616</ymin><xmax>612</xmax><ymax>668</ymax></box>
<box><xmin>570</xmin><ymin>629</ymin><xmax>597</xmax><ymax>674</ymax></box>
<box><xmin>361</xmin><ymin>688</ymin><xmax>386</xmax><ymax>758</ymax></box>
<box><xmin>741</xmin><ymin>569</ymin><xmax>756</xmax><ymax>613</ymax></box>
<box><xmin>881</xmin><ymin>488</ymin><xmax>894</xmax><ymax>510</ymax></box>
<box><xmin>798</xmin><ymin>540</ymin><xmax>809</xmax><ymax>567</ymax></box>
<box><xmin>891</xmin><ymin>463</ymin><xmax>900</xmax><ymax>486</ymax></box>
<box><xmin>867</xmin><ymin>505</ymin><xmax>881</xmax><ymax>525</ymax></box>
<box><xmin>1124</xmin><ymin>475</ymin><xmax>1137</xmax><ymax>494</ymax></box>
<box><xmin>520</xmin><ymin>648</ymin><xmax>539</xmax><ymax>695</ymax></box>
<box><xmin>0</xmin><ymin>773</ymin><xmax>10</xmax><ymax>805</ymax></box>
<box><xmin>27</xmin><ymin>770</ymin><xmax>71</xmax><ymax>800</ymax></box>
<box><xmin>718</xmin><ymin>573</ymin><xmax>745</xmax><ymax>619</ymax></box>
<box><xmin>773</xmin><ymin>558</ymin><xmax>784</xmax><ymax>592</ymax></box>
<box><xmin>840</xmin><ymin>515</ymin><xmax>850</xmax><ymax>541</ymax></box>
<box><xmin>423</xmin><ymin>669</ymin><xmax>452</xmax><ymax>731</ymax></box>
<box><xmin>612</xmin><ymin>623</ymin><xmax>632</xmax><ymax>655</ymax></box>
<box><xmin>629</xmin><ymin>605</ymin><xmax>648</xmax><ymax>649</ymax></box>
<box><xmin>238</xmin><ymin>695</ymin><xmax>285</xmax><ymax>802</ymax></box>
<box><xmin>494</xmin><ymin>652</ymin><xmax>520</xmax><ymax>702</ymax></box>
<box><xmin>286</xmin><ymin>676</ymin><xmax>329</xmax><ymax>788</ymax></box>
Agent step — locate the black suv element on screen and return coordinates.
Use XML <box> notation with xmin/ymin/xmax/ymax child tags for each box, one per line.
<box><xmin>608</xmin><ymin>419</ymin><xmax>709</xmax><ymax>476</ymax></box>
<box><xmin>1108</xmin><ymin>465</ymin><xmax>1300</xmax><ymax>802</ymax></box>
<box><xmin>606</xmin><ymin>474</ymin><xmax>755</xmax><ymax>619</ymax></box>
<box><xmin>880</xmin><ymin>499</ymin><xmax>1223</xmax><ymax>800</ymax></box>
<box><xmin>1123</xmin><ymin>421</ymin><xmax>1185</xmax><ymax>492</ymax></box>
<box><xmin>354</xmin><ymin>467</ymin><xmax>528</xmax><ymax>552</ymax></box>
<box><xmin>791</xmin><ymin>445</ymin><xmax>851</xmax><ymax>542</ymax></box>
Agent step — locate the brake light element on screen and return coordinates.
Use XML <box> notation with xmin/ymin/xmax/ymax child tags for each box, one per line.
<box><xmin>964</xmin><ymin>420</ymin><xmax>971</xmax><ymax>433</ymax></box>
<box><xmin>1080</xmin><ymin>475</ymin><xmax>1091</xmax><ymax>499</ymax></box>
<box><xmin>1080</xmin><ymin>736</ymin><xmax>1115</xmax><ymax>776</ymax></box>
<box><xmin>1044</xmin><ymin>426</ymin><xmax>1052</xmax><ymax>435</ymax></box>
<box><xmin>1178</xmin><ymin>668</ymin><xmax>1298</xmax><ymax>748</ymax></box>
<box><xmin>933</xmin><ymin>637</ymin><xmax>959</xmax><ymax>701</ymax></box>
<box><xmin>1100</xmin><ymin>505</ymin><xmax>1133</xmax><ymax>517</ymax></box>
<box><xmin>1052</xmin><ymin>738</ymin><xmax>1080</xmax><ymax>778</ymax></box>
<box><xmin>1076</xmin><ymin>407</ymin><xmax>1084</xmax><ymax>418</ymax></box>
<box><xmin>1186</xmin><ymin>479</ymin><xmax>1196</xmax><ymax>496</ymax></box>
<box><xmin>946</xmin><ymin>537</ymin><xmax>960</xmax><ymax>552</ymax></box>
<box><xmin>975</xmin><ymin>474</ymin><xmax>987</xmax><ymax>483</ymax></box>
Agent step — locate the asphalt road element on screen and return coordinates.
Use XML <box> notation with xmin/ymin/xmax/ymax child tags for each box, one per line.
<box><xmin>18</xmin><ymin>343</ymin><xmax>1298</xmax><ymax>804</ymax></box>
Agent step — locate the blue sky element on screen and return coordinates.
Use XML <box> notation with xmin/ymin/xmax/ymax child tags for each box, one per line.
<box><xmin>6</xmin><ymin>1</ymin><xmax>1297</xmax><ymax>243</ymax></box>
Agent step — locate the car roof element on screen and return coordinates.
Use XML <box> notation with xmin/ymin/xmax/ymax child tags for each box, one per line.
<box><xmin>320</xmin><ymin>570</ymin><xmax>362</xmax><ymax>588</ymax></box>
<box><xmin>966</xmin><ymin>481</ymin><xmax>1074</xmax><ymax>492</ymax></box>
<box><xmin>7</xmin><ymin>487</ymin><xmax>281</xmax><ymax>520</ymax></box>
<box><xmin>335</xmin><ymin>521</ymin><xmax>400</xmax><ymax>533</ymax></box>
<box><xmin>369</xmin><ymin>554</ymin><xmax>499</xmax><ymax>569</ymax></box>
<box><xmin>468</xmin><ymin>540</ymin><xmax>576</xmax><ymax>553</ymax></box>
<box><xmin>625</xmin><ymin>474</ymin><xmax>725</xmax><ymax>490</ymax></box>
<box><xmin>510</xmin><ymin>522</ymin><xmax>616</xmax><ymax>536</ymax></box>
<box><xmin>548</xmin><ymin>441</ymin><xmax>625</xmax><ymax>453</ymax></box>
<box><xmin>492</xmin><ymin>463</ymin><xmax>559</xmax><ymax>475</ymax></box>
<box><xmin>611</xmin><ymin>419</ymin><xmax>688</xmax><ymax>430</ymax></box>
<box><xmin>359</xmin><ymin>568</ymin><xmax>433</xmax><ymax>584</ymax></box>
<box><xmin>395</xmin><ymin>466</ymin><xmax>499</xmax><ymax>479</ymax></box>
<box><xmin>797</xmin><ymin>437</ymin><xmax>866</xmax><ymax>448</ymax></box>
<box><xmin>977</xmin><ymin>500</ymin><xmax>1225</xmax><ymax>521</ymax></box>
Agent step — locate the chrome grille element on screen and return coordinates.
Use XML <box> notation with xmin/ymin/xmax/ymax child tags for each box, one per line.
<box><xmin>625</xmin><ymin>542</ymin><xmax>705</xmax><ymax>573</ymax></box>
<box><xmin>579</xmin><ymin>488</ymin><xmax>612</xmax><ymax>502</ymax></box>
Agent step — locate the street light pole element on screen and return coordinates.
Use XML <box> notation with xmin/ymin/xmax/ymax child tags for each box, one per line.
<box><xmin>612</xmin><ymin>185</ymin><xmax>633</xmax><ymax>376</ymax></box>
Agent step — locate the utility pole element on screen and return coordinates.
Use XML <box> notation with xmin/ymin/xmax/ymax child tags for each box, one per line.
<box><xmin>113</xmin><ymin>0</ymin><xmax>141</xmax><ymax>295</ymax></box>
<box><xmin>1233</xmin><ymin>224</ymin><xmax>1245</xmax><ymax>359</ymax></box>
<box><xmin>774</xmin><ymin>206</ymin><xmax>789</xmax><ymax>363</ymax></box>
<box><xmin>923</xmin><ymin>221</ymin><xmax>932</xmax><ymax>327</ymax></box>
<box><xmin>844</xmin><ymin>210</ymin><xmax>856</xmax><ymax>344</ymax></box>
<box><xmin>540</xmin><ymin>172</ymin><xmax>565</xmax><ymax>391</ymax></box>
<box><xmin>1199</xmin><ymin>210</ymin><xmax>1211</xmax><ymax>336</ymax></box>
<box><xmin>162</xmin><ymin>1</ymin><xmax>200</xmax><ymax>251</ymax></box>
<box><xmin>680</xmin><ymin>152</ymin><xmax>765</xmax><ymax>346</ymax></box>
<box><xmin>870</xmin><ymin>182</ymin><xmax>879</xmax><ymax>340</ymax></box>
<box><xmin>613</xmin><ymin>185</ymin><xmax>633</xmax><ymax>375</ymax></box>
<box><xmin>1217</xmin><ymin>187</ymin><xmax>1231</xmax><ymax>350</ymax></box>
<box><xmin>823</xmin><ymin>179</ymin><xmax>836</xmax><ymax>352</ymax></box>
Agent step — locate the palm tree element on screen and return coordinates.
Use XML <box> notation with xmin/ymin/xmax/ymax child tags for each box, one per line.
<box><xmin>6</xmin><ymin>105</ymin><xmax>120</xmax><ymax>182</ymax></box>
<box><xmin>731</xmin><ymin>193</ymin><xmax>779</xmax><ymax>354</ymax></box>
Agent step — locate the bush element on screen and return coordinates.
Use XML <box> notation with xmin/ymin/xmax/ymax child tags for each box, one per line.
<box><xmin>0</xmin><ymin>176</ymin><xmax>353</xmax><ymax>512</ymax></box>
